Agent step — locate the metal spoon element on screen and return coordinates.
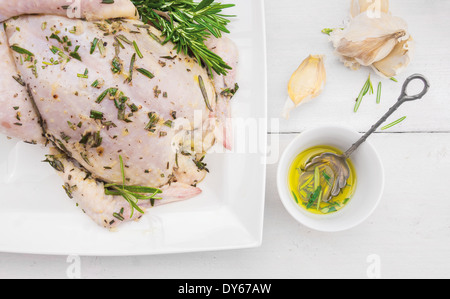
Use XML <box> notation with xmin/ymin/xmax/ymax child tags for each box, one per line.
<box><xmin>304</xmin><ymin>74</ymin><xmax>430</xmax><ymax>200</ymax></box>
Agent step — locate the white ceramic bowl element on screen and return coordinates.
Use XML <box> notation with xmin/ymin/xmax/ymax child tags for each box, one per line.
<box><xmin>277</xmin><ymin>125</ymin><xmax>385</xmax><ymax>232</ymax></box>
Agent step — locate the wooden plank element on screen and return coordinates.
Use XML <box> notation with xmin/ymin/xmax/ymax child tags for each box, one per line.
<box><xmin>266</xmin><ymin>0</ymin><xmax>450</xmax><ymax>133</ymax></box>
<box><xmin>263</xmin><ymin>133</ymin><xmax>450</xmax><ymax>278</ymax></box>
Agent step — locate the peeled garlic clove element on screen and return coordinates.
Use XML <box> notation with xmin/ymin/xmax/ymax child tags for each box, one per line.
<box><xmin>372</xmin><ymin>36</ymin><xmax>414</xmax><ymax>78</ymax></box>
<box><xmin>330</xmin><ymin>12</ymin><xmax>409</xmax><ymax>67</ymax></box>
<box><xmin>283</xmin><ymin>55</ymin><xmax>326</xmax><ymax>119</ymax></box>
<box><xmin>351</xmin><ymin>0</ymin><xmax>389</xmax><ymax>18</ymax></box>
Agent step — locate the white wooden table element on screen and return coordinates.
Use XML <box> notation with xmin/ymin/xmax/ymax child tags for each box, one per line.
<box><xmin>1</xmin><ymin>0</ymin><xmax>449</xmax><ymax>279</ymax></box>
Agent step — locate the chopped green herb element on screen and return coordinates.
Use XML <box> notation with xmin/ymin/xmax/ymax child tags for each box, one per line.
<box><xmin>163</xmin><ymin>120</ymin><xmax>173</xmax><ymax>128</ymax></box>
<box><xmin>198</xmin><ymin>75</ymin><xmax>213</xmax><ymax>112</ymax></box>
<box><xmin>136</xmin><ymin>68</ymin><xmax>154</xmax><ymax>80</ymax></box>
<box><xmin>125</xmin><ymin>53</ymin><xmax>136</xmax><ymax>83</ymax></box>
<box><xmin>113</xmin><ymin>212</ymin><xmax>124</xmax><ymax>221</ymax></box>
<box><xmin>116</xmin><ymin>34</ymin><xmax>132</xmax><ymax>45</ymax></box>
<box><xmin>97</xmin><ymin>39</ymin><xmax>106</xmax><ymax>56</ymax></box>
<box><xmin>91</xmin><ymin>79</ymin><xmax>99</xmax><ymax>88</ymax></box>
<box><xmin>221</xmin><ymin>83</ymin><xmax>239</xmax><ymax>97</ymax></box>
<box><xmin>316</xmin><ymin>190</ymin><xmax>323</xmax><ymax>211</ymax></box>
<box><xmin>193</xmin><ymin>156</ymin><xmax>209</xmax><ymax>173</ymax></box>
<box><xmin>381</xmin><ymin>116</ymin><xmax>407</xmax><ymax>131</ymax></box>
<box><xmin>42</xmin><ymin>155</ymin><xmax>65</xmax><ymax>172</ymax></box>
<box><xmin>10</xmin><ymin>45</ymin><xmax>34</xmax><ymax>57</ymax></box>
<box><xmin>292</xmin><ymin>191</ymin><xmax>299</xmax><ymax>203</ymax></box>
<box><xmin>69</xmin><ymin>51</ymin><xmax>82</xmax><ymax>61</ymax></box>
<box><xmin>77</xmin><ymin>68</ymin><xmax>89</xmax><ymax>78</ymax></box>
<box><xmin>104</xmin><ymin>155</ymin><xmax>162</xmax><ymax>218</ymax></box>
<box><xmin>49</xmin><ymin>33</ymin><xmax>63</xmax><ymax>43</ymax></box>
<box><xmin>354</xmin><ymin>75</ymin><xmax>373</xmax><ymax>113</ymax></box>
<box><xmin>145</xmin><ymin>112</ymin><xmax>159</xmax><ymax>133</ymax></box>
<box><xmin>133</xmin><ymin>41</ymin><xmax>143</xmax><ymax>58</ymax></box>
<box><xmin>376</xmin><ymin>82</ymin><xmax>382</xmax><ymax>104</ymax></box>
<box><xmin>146</xmin><ymin>29</ymin><xmax>162</xmax><ymax>44</ymax></box>
<box><xmin>314</xmin><ymin>167</ymin><xmax>320</xmax><ymax>190</ymax></box>
<box><xmin>321</xmin><ymin>28</ymin><xmax>334</xmax><ymax>35</ymax></box>
<box><xmin>12</xmin><ymin>75</ymin><xmax>25</xmax><ymax>86</ymax></box>
<box><xmin>90</xmin><ymin>110</ymin><xmax>104</xmax><ymax>120</ymax></box>
<box><xmin>128</xmin><ymin>103</ymin><xmax>139</xmax><ymax>112</ymax></box>
<box><xmin>96</xmin><ymin>87</ymin><xmax>118</xmax><ymax>103</ymax></box>
<box><xmin>62</xmin><ymin>183</ymin><xmax>77</xmax><ymax>199</ymax></box>
<box><xmin>80</xmin><ymin>152</ymin><xmax>93</xmax><ymax>166</ymax></box>
<box><xmin>111</xmin><ymin>56</ymin><xmax>122</xmax><ymax>74</ymax></box>
<box><xmin>322</xmin><ymin>171</ymin><xmax>332</xmax><ymax>186</ymax></box>
<box><xmin>306</xmin><ymin>186</ymin><xmax>322</xmax><ymax>209</ymax></box>
<box><xmin>79</xmin><ymin>131</ymin><xmax>103</xmax><ymax>148</ymax></box>
<box><xmin>90</xmin><ymin>38</ymin><xmax>99</xmax><ymax>54</ymax></box>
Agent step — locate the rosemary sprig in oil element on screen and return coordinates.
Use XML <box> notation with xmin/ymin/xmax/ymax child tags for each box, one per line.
<box><xmin>104</xmin><ymin>155</ymin><xmax>162</xmax><ymax>218</ymax></box>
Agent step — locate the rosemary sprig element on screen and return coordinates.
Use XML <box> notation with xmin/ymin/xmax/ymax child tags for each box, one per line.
<box><xmin>104</xmin><ymin>155</ymin><xmax>162</xmax><ymax>218</ymax></box>
<box><xmin>131</xmin><ymin>0</ymin><xmax>235</xmax><ymax>76</ymax></box>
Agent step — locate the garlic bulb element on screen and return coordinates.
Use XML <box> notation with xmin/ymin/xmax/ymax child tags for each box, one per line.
<box><xmin>330</xmin><ymin>12</ymin><xmax>413</xmax><ymax>77</ymax></box>
<box><xmin>351</xmin><ymin>0</ymin><xmax>389</xmax><ymax>18</ymax></box>
<box><xmin>283</xmin><ymin>55</ymin><xmax>326</xmax><ymax>119</ymax></box>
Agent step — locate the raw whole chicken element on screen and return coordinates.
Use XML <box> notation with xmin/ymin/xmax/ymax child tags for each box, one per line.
<box><xmin>0</xmin><ymin>0</ymin><xmax>238</xmax><ymax>229</ymax></box>
<box><xmin>0</xmin><ymin>0</ymin><xmax>138</xmax><ymax>21</ymax></box>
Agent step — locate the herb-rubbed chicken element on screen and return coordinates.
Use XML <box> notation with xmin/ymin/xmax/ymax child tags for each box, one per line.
<box><xmin>0</xmin><ymin>0</ymin><xmax>138</xmax><ymax>22</ymax></box>
<box><xmin>0</xmin><ymin>0</ymin><xmax>238</xmax><ymax>228</ymax></box>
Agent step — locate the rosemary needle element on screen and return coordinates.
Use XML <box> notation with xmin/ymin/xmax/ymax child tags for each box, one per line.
<box><xmin>133</xmin><ymin>41</ymin><xmax>143</xmax><ymax>59</ymax></box>
<box><xmin>376</xmin><ymin>82</ymin><xmax>382</xmax><ymax>104</ymax></box>
<box><xmin>292</xmin><ymin>191</ymin><xmax>299</xmax><ymax>204</ymax></box>
<box><xmin>381</xmin><ymin>116</ymin><xmax>407</xmax><ymax>130</ymax></box>
<box><xmin>354</xmin><ymin>75</ymin><xmax>372</xmax><ymax>112</ymax></box>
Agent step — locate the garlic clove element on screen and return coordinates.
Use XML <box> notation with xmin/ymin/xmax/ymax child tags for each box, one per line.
<box><xmin>330</xmin><ymin>12</ymin><xmax>409</xmax><ymax>67</ymax></box>
<box><xmin>350</xmin><ymin>0</ymin><xmax>389</xmax><ymax>18</ymax></box>
<box><xmin>283</xmin><ymin>55</ymin><xmax>326</xmax><ymax>119</ymax></box>
<box><xmin>371</xmin><ymin>36</ymin><xmax>414</xmax><ymax>78</ymax></box>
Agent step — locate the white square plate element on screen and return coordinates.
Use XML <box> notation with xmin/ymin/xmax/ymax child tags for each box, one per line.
<box><xmin>0</xmin><ymin>0</ymin><xmax>267</xmax><ymax>256</ymax></box>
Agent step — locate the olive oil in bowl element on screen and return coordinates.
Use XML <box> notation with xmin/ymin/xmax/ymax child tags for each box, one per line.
<box><xmin>289</xmin><ymin>146</ymin><xmax>357</xmax><ymax>215</ymax></box>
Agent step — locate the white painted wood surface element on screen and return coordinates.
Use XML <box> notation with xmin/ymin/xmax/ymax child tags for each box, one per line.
<box><xmin>268</xmin><ymin>0</ymin><xmax>450</xmax><ymax>133</ymax></box>
<box><xmin>1</xmin><ymin>0</ymin><xmax>450</xmax><ymax>279</ymax></box>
